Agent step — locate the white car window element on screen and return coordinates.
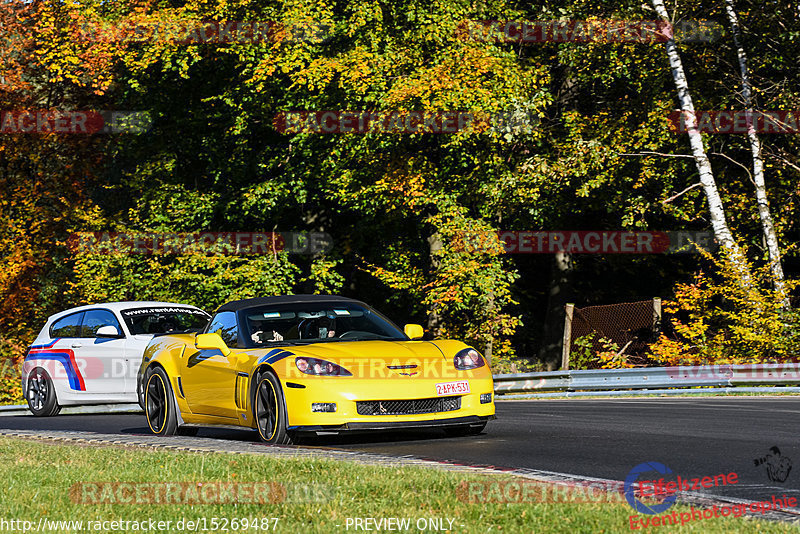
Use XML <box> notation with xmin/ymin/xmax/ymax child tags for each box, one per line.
<box><xmin>80</xmin><ymin>309</ymin><xmax>122</xmax><ymax>338</ymax></box>
<box><xmin>49</xmin><ymin>311</ymin><xmax>85</xmax><ymax>338</ymax></box>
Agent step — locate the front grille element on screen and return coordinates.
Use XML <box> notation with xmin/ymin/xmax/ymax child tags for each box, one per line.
<box><xmin>356</xmin><ymin>396</ymin><xmax>461</xmax><ymax>416</ymax></box>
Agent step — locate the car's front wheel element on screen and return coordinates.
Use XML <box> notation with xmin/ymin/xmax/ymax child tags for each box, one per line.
<box><xmin>253</xmin><ymin>373</ymin><xmax>294</xmax><ymax>444</ymax></box>
<box><xmin>26</xmin><ymin>368</ymin><xmax>61</xmax><ymax>417</ymax></box>
<box><xmin>145</xmin><ymin>367</ymin><xmax>178</xmax><ymax>436</ymax></box>
<box><xmin>137</xmin><ymin>380</ymin><xmax>146</xmax><ymax>411</ymax></box>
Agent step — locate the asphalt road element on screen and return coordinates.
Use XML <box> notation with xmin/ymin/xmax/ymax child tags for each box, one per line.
<box><xmin>2</xmin><ymin>397</ymin><xmax>798</xmax><ymax>504</ymax></box>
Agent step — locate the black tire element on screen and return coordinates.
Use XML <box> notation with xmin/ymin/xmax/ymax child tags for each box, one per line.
<box><xmin>253</xmin><ymin>373</ymin><xmax>294</xmax><ymax>444</ymax></box>
<box><xmin>26</xmin><ymin>367</ymin><xmax>61</xmax><ymax>417</ymax></box>
<box><xmin>444</xmin><ymin>421</ymin><xmax>487</xmax><ymax>437</ymax></box>
<box><xmin>136</xmin><ymin>379</ymin><xmax>147</xmax><ymax>412</ymax></box>
<box><xmin>145</xmin><ymin>367</ymin><xmax>178</xmax><ymax>436</ymax></box>
<box><xmin>137</xmin><ymin>373</ymin><xmax>147</xmax><ymax>411</ymax></box>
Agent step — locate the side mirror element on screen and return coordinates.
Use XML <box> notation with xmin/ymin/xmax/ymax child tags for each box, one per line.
<box><xmin>96</xmin><ymin>325</ymin><xmax>123</xmax><ymax>338</ymax></box>
<box><xmin>195</xmin><ymin>332</ymin><xmax>231</xmax><ymax>356</ymax></box>
<box><xmin>404</xmin><ymin>324</ymin><xmax>424</xmax><ymax>340</ymax></box>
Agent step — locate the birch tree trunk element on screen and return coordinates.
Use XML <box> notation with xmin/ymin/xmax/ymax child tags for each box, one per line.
<box><xmin>723</xmin><ymin>0</ymin><xmax>788</xmax><ymax>304</ymax></box>
<box><xmin>651</xmin><ymin>0</ymin><xmax>749</xmax><ymax>280</ymax></box>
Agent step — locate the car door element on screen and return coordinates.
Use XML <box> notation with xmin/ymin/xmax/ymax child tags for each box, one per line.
<box><xmin>181</xmin><ymin>311</ymin><xmax>241</xmax><ymax>419</ymax></box>
<box><xmin>43</xmin><ymin>311</ymin><xmax>86</xmax><ymax>392</ymax></box>
<box><xmin>74</xmin><ymin>308</ymin><xmax>129</xmax><ymax>394</ymax></box>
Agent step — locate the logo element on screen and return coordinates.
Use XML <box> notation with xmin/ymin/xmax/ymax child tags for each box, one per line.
<box><xmin>388</xmin><ymin>364</ymin><xmax>418</xmax><ymax>376</ymax></box>
<box><xmin>754</xmin><ymin>447</ymin><xmax>792</xmax><ymax>483</ymax></box>
<box><xmin>624</xmin><ymin>462</ymin><xmax>677</xmax><ymax>515</ymax></box>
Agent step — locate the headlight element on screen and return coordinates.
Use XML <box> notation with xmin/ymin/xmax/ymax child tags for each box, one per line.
<box><xmin>295</xmin><ymin>357</ymin><xmax>352</xmax><ymax>376</ymax></box>
<box><xmin>454</xmin><ymin>348</ymin><xmax>485</xmax><ymax>370</ymax></box>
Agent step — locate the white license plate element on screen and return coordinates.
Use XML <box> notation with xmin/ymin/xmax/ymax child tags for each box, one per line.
<box><xmin>435</xmin><ymin>380</ymin><xmax>470</xmax><ymax>396</ymax></box>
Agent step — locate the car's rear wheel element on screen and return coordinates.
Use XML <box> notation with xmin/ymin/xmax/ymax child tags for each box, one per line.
<box><xmin>145</xmin><ymin>367</ymin><xmax>178</xmax><ymax>436</ymax></box>
<box><xmin>26</xmin><ymin>368</ymin><xmax>61</xmax><ymax>417</ymax></box>
<box><xmin>444</xmin><ymin>421</ymin><xmax>487</xmax><ymax>437</ymax></box>
<box><xmin>253</xmin><ymin>373</ymin><xmax>294</xmax><ymax>444</ymax></box>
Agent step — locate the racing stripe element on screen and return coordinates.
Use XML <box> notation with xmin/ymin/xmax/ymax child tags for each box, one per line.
<box><xmin>257</xmin><ymin>348</ymin><xmax>284</xmax><ymax>364</ymax></box>
<box><xmin>266</xmin><ymin>350</ymin><xmax>295</xmax><ymax>364</ymax></box>
<box><xmin>257</xmin><ymin>348</ymin><xmax>295</xmax><ymax>365</ymax></box>
<box><xmin>26</xmin><ymin>345</ymin><xmax>86</xmax><ymax>391</ymax></box>
<box><xmin>29</xmin><ymin>339</ymin><xmax>59</xmax><ymax>350</ymax></box>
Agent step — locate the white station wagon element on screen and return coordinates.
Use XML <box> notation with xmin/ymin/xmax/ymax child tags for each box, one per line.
<box><xmin>22</xmin><ymin>302</ymin><xmax>210</xmax><ymax>416</ymax></box>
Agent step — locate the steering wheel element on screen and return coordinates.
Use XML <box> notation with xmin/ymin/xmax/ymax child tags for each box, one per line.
<box><xmin>338</xmin><ymin>330</ymin><xmax>375</xmax><ymax>339</ymax></box>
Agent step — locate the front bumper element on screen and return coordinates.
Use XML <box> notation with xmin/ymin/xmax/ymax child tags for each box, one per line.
<box><xmin>288</xmin><ymin>414</ymin><xmax>494</xmax><ymax>432</ymax></box>
<box><xmin>280</xmin><ymin>375</ymin><xmax>495</xmax><ymax>428</ymax></box>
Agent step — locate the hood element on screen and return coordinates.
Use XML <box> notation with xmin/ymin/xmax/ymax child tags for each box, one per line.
<box><xmin>287</xmin><ymin>339</ymin><xmax>446</xmax><ymax>362</ymax></box>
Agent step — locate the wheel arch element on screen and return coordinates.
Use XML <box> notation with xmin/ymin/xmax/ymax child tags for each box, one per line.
<box><xmin>22</xmin><ymin>361</ymin><xmax>66</xmax><ymax>402</ymax></box>
<box><xmin>26</xmin><ymin>364</ymin><xmax>60</xmax><ymax>401</ymax></box>
<box><xmin>249</xmin><ymin>363</ymin><xmax>296</xmax><ymax>444</ymax></box>
<box><xmin>143</xmin><ymin>362</ymin><xmax>187</xmax><ymax>429</ymax></box>
<box><xmin>249</xmin><ymin>363</ymin><xmax>280</xmax><ymax>405</ymax></box>
<box><xmin>142</xmin><ymin>338</ymin><xmax>185</xmax><ymax>380</ymax></box>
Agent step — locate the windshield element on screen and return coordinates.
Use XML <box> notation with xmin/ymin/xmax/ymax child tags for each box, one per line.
<box><xmin>121</xmin><ymin>307</ymin><xmax>211</xmax><ymax>335</ymax></box>
<box><xmin>243</xmin><ymin>302</ymin><xmax>407</xmax><ymax>346</ymax></box>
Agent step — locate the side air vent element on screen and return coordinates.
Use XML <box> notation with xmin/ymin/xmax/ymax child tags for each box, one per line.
<box><xmin>234</xmin><ymin>372</ymin><xmax>249</xmax><ymax>409</ymax></box>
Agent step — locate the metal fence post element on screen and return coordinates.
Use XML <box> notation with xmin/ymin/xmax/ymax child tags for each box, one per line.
<box><xmin>561</xmin><ymin>303</ymin><xmax>574</xmax><ymax>370</ymax></box>
<box><xmin>653</xmin><ymin>297</ymin><xmax>662</xmax><ymax>339</ymax></box>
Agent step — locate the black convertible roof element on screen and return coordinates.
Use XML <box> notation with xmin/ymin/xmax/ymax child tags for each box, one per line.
<box><xmin>216</xmin><ymin>295</ymin><xmax>362</xmax><ymax>313</ymax></box>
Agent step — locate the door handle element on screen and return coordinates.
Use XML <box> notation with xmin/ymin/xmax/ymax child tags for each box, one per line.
<box><xmin>71</xmin><ymin>343</ymin><xmax>82</xmax><ymax>348</ymax></box>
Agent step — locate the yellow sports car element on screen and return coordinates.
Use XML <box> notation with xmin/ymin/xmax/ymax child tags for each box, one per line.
<box><xmin>140</xmin><ymin>295</ymin><xmax>495</xmax><ymax>443</ymax></box>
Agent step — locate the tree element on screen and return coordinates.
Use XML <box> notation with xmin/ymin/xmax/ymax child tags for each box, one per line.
<box><xmin>723</xmin><ymin>0</ymin><xmax>787</xmax><ymax>303</ymax></box>
<box><xmin>650</xmin><ymin>0</ymin><xmax>748</xmax><ymax>281</ymax></box>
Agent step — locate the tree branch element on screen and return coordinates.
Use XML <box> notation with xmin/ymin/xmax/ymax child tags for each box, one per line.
<box><xmin>709</xmin><ymin>151</ymin><xmax>754</xmax><ymax>185</ymax></box>
<box><xmin>618</xmin><ymin>150</ymin><xmax>694</xmax><ymax>159</ymax></box>
<box><xmin>766</xmin><ymin>147</ymin><xmax>800</xmax><ymax>174</ymax></box>
<box><xmin>662</xmin><ymin>182</ymin><xmax>702</xmax><ymax>204</ymax></box>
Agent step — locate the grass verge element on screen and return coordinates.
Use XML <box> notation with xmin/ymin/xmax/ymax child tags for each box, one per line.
<box><xmin>0</xmin><ymin>437</ymin><xmax>797</xmax><ymax>533</ymax></box>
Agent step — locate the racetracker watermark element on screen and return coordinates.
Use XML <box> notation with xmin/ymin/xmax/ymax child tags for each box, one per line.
<box><xmin>665</xmin><ymin>363</ymin><xmax>800</xmax><ymax>381</ymax></box>
<box><xmin>669</xmin><ymin>110</ymin><xmax>800</xmax><ymax>134</ymax></box>
<box><xmin>456</xmin><ymin>479</ymin><xmax>627</xmax><ymax>504</ymax></box>
<box><xmin>283</xmin><ymin>358</ymin><xmax>485</xmax><ymax>381</ymax></box>
<box><xmin>272</xmin><ymin>110</ymin><xmax>538</xmax><ymax>135</ymax></box>
<box><xmin>0</xmin><ymin>110</ymin><xmax>151</xmax><ymax>134</ymax></box>
<box><xmin>457</xmin><ymin>231</ymin><xmax>715</xmax><ymax>254</ymax></box>
<box><xmin>73</xmin><ymin>20</ymin><xmax>331</xmax><ymax>44</ymax></box>
<box><xmin>457</xmin><ymin>19</ymin><xmax>723</xmax><ymax>44</ymax></box>
<box><xmin>69</xmin><ymin>482</ymin><xmax>330</xmax><ymax>504</ymax></box>
<box><xmin>68</xmin><ymin>231</ymin><xmax>333</xmax><ymax>255</ymax></box>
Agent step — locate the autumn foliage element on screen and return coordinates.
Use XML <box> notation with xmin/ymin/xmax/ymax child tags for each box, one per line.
<box><xmin>1</xmin><ymin>0</ymin><xmax>800</xmax><ymax>406</ymax></box>
<box><xmin>649</xmin><ymin>246</ymin><xmax>800</xmax><ymax>365</ymax></box>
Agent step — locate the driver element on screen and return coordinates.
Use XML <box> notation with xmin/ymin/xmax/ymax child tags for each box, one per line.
<box><xmin>300</xmin><ymin>316</ymin><xmax>336</xmax><ymax>339</ymax></box>
<box><xmin>250</xmin><ymin>322</ymin><xmax>284</xmax><ymax>344</ymax></box>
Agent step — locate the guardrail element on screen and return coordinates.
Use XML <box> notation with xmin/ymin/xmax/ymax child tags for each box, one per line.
<box><xmin>493</xmin><ymin>363</ymin><xmax>800</xmax><ymax>397</ymax></box>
